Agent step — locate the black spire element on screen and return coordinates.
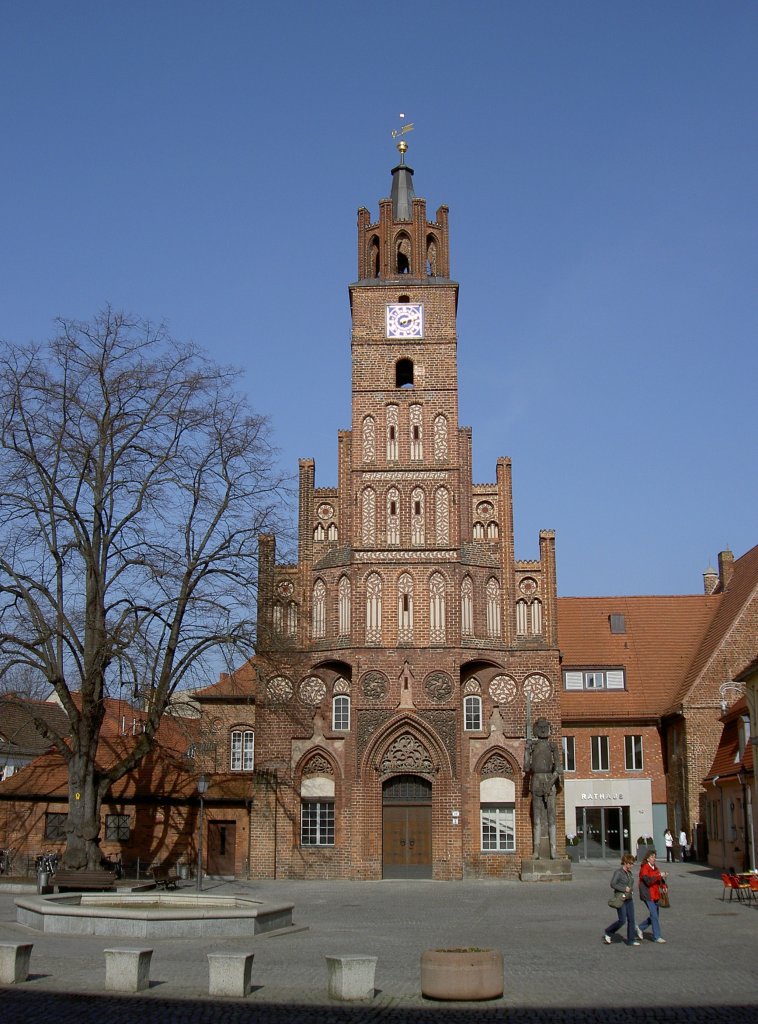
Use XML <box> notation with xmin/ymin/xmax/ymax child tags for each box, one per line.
<box><xmin>390</xmin><ymin>142</ymin><xmax>415</xmax><ymax>221</ymax></box>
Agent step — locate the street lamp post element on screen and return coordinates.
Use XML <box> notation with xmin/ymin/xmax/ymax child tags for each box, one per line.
<box><xmin>196</xmin><ymin>774</ymin><xmax>208</xmax><ymax>893</ymax></box>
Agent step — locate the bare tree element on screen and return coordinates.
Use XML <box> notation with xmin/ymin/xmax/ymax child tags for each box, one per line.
<box><xmin>0</xmin><ymin>308</ymin><xmax>285</xmax><ymax>869</ymax></box>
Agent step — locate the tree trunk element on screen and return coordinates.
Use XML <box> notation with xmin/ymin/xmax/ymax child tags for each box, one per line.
<box><xmin>63</xmin><ymin>753</ymin><xmax>104</xmax><ymax>870</ymax></box>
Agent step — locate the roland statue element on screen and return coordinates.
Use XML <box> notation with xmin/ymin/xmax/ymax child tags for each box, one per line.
<box><xmin>523</xmin><ymin>717</ymin><xmax>563</xmax><ymax>859</ymax></box>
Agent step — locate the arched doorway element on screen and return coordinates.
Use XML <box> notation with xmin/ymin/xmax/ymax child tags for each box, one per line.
<box><xmin>382</xmin><ymin>774</ymin><xmax>432</xmax><ymax>878</ymax></box>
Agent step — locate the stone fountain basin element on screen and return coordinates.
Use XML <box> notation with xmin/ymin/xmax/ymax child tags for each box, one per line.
<box><xmin>15</xmin><ymin>891</ymin><xmax>295</xmax><ymax>938</ymax></box>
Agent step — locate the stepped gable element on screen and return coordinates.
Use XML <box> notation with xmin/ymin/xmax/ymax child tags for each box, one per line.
<box><xmin>558</xmin><ymin>594</ymin><xmax>717</xmax><ymax>720</ymax></box>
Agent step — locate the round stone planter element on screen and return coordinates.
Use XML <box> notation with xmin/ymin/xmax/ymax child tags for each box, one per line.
<box><xmin>420</xmin><ymin>948</ymin><xmax>504</xmax><ymax>1001</ymax></box>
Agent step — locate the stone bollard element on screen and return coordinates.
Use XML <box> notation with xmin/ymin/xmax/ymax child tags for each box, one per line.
<box><xmin>0</xmin><ymin>942</ymin><xmax>33</xmax><ymax>984</ymax></box>
<box><xmin>207</xmin><ymin>952</ymin><xmax>255</xmax><ymax>998</ymax></box>
<box><xmin>325</xmin><ymin>954</ymin><xmax>377</xmax><ymax>1001</ymax></box>
<box><xmin>104</xmin><ymin>948</ymin><xmax>153</xmax><ymax>993</ymax></box>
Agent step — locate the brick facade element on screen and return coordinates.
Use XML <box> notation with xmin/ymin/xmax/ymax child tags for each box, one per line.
<box><xmin>222</xmin><ymin>147</ymin><xmax>562</xmax><ymax>880</ymax></box>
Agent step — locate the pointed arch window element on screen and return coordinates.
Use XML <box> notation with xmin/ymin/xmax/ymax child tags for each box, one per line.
<box><xmin>410</xmin><ymin>404</ymin><xmax>423</xmax><ymax>460</ymax></box>
<box><xmin>516</xmin><ymin>599</ymin><xmax>528</xmax><ymax>636</ymax></box>
<box><xmin>366</xmin><ymin>572</ymin><xmax>382</xmax><ymax>644</ymax></box>
<box><xmin>338</xmin><ymin>576</ymin><xmax>351</xmax><ymax>637</ymax></box>
<box><xmin>486</xmin><ymin>521</ymin><xmax>499</xmax><ymax>540</ymax></box>
<box><xmin>386</xmin><ymin>405</ymin><xmax>399</xmax><ymax>461</ymax></box>
<box><xmin>314</xmin><ymin>523</ymin><xmax>325</xmax><ymax>542</ymax></box>
<box><xmin>531</xmin><ymin>599</ymin><xmax>543</xmax><ymax>635</ymax></box>
<box><xmin>434</xmin><ymin>414</ymin><xmax>448</xmax><ymax>460</ymax></box>
<box><xmin>362</xmin><ymin>415</ymin><xmax>376</xmax><ymax>463</ymax></box>
<box><xmin>461</xmin><ymin>576</ymin><xmax>474</xmax><ymax>636</ymax></box>
<box><xmin>486</xmin><ymin>577</ymin><xmax>501</xmax><ymax>638</ymax></box>
<box><xmin>435</xmin><ymin>487</ymin><xmax>450</xmax><ymax>545</ymax></box>
<box><xmin>287</xmin><ymin>601</ymin><xmax>299</xmax><ymax>637</ymax></box>
<box><xmin>272</xmin><ymin>602</ymin><xmax>283</xmax><ymax>633</ymax></box>
<box><xmin>473</xmin><ymin>522</ymin><xmax>485</xmax><ymax>539</ymax></box>
<box><xmin>326</xmin><ymin>523</ymin><xmax>337</xmax><ymax>541</ymax></box>
<box><xmin>386</xmin><ymin>487</ymin><xmax>400</xmax><ymax>546</ymax></box>
<box><xmin>426</xmin><ymin>234</ymin><xmax>438</xmax><ymax>276</ymax></box>
<box><xmin>362</xmin><ymin>488</ymin><xmax>376</xmax><ymax>546</ymax></box>
<box><xmin>368</xmin><ymin>235</ymin><xmax>380</xmax><ymax>278</ymax></box>
<box><xmin>429</xmin><ymin>572</ymin><xmax>446</xmax><ymax>644</ymax></box>
<box><xmin>395</xmin><ymin>359</ymin><xmax>414</xmax><ymax>389</ymax></box>
<box><xmin>395</xmin><ymin>232</ymin><xmax>411</xmax><ymax>274</ymax></box>
<box><xmin>398</xmin><ymin>572</ymin><xmax>414</xmax><ymax>643</ymax></box>
<box><xmin>411</xmin><ymin>487</ymin><xmax>425</xmax><ymax>546</ymax></box>
<box><xmin>312</xmin><ymin>579</ymin><xmax>326</xmax><ymax>640</ymax></box>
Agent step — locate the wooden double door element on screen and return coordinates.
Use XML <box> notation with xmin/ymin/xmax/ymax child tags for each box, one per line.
<box><xmin>382</xmin><ymin>775</ymin><xmax>432</xmax><ymax>879</ymax></box>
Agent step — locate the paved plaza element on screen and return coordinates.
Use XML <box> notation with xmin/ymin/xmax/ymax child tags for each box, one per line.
<box><xmin>1</xmin><ymin>861</ymin><xmax>757</xmax><ymax>1023</ymax></box>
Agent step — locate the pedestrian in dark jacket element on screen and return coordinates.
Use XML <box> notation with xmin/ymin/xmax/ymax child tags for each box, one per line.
<box><xmin>603</xmin><ymin>854</ymin><xmax>639</xmax><ymax>946</ymax></box>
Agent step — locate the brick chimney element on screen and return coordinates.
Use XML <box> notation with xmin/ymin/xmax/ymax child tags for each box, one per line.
<box><xmin>703</xmin><ymin>564</ymin><xmax>718</xmax><ymax>595</ymax></box>
<box><xmin>718</xmin><ymin>549</ymin><xmax>735</xmax><ymax>591</ymax></box>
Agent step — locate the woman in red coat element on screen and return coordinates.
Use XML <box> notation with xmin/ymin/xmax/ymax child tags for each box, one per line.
<box><xmin>637</xmin><ymin>849</ymin><xmax>668</xmax><ymax>943</ymax></box>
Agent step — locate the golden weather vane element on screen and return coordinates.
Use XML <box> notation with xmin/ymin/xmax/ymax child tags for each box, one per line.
<box><xmin>391</xmin><ymin>112</ymin><xmax>415</xmax><ymax>139</ymax></box>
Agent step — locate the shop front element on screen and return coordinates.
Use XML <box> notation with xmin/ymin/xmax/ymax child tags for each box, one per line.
<box><xmin>564</xmin><ymin>779</ymin><xmax>654</xmax><ymax>860</ymax></box>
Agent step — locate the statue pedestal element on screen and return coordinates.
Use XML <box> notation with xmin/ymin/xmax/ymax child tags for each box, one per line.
<box><xmin>520</xmin><ymin>856</ymin><xmax>572</xmax><ymax>882</ymax></box>
<box><xmin>520</xmin><ymin>840</ymin><xmax>572</xmax><ymax>882</ymax></box>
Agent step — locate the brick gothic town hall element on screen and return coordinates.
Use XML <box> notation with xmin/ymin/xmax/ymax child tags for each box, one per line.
<box><xmin>200</xmin><ymin>138</ymin><xmax>563</xmax><ymax>881</ymax></box>
<box><xmin>3</xmin><ymin>141</ymin><xmax>756</xmax><ymax>880</ymax></box>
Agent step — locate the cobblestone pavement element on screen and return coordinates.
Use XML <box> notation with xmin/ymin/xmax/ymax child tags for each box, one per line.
<box><xmin>1</xmin><ymin>862</ymin><xmax>757</xmax><ymax>1023</ymax></box>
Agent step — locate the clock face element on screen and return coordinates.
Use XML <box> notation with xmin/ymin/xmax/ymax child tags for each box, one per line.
<box><xmin>386</xmin><ymin>303</ymin><xmax>423</xmax><ymax>339</ymax></box>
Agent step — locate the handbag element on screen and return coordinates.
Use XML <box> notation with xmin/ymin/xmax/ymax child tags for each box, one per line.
<box><xmin>658</xmin><ymin>884</ymin><xmax>670</xmax><ymax>909</ymax></box>
<box><xmin>608</xmin><ymin>892</ymin><xmax>625</xmax><ymax>909</ymax></box>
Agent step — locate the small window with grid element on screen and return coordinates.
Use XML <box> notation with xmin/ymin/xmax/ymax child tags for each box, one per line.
<box><xmin>105</xmin><ymin>814</ymin><xmax>131</xmax><ymax>841</ymax></box>
<box><xmin>300</xmin><ymin>801</ymin><xmax>335</xmax><ymax>846</ymax></box>
<box><xmin>44</xmin><ymin>812</ymin><xmax>67</xmax><ymax>842</ymax></box>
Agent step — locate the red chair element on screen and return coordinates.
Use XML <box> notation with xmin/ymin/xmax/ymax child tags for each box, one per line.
<box><xmin>748</xmin><ymin>876</ymin><xmax>758</xmax><ymax>903</ymax></box>
<box><xmin>729</xmin><ymin>873</ymin><xmax>750</xmax><ymax>902</ymax></box>
<box><xmin>721</xmin><ymin>873</ymin><xmax>747</xmax><ymax>901</ymax></box>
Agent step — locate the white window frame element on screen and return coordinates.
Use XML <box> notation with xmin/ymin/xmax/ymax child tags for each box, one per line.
<box><xmin>231</xmin><ymin>729</ymin><xmax>254</xmax><ymax>771</ymax></box>
<box><xmin>332</xmin><ymin>694</ymin><xmax>350</xmax><ymax>731</ymax></box>
<box><xmin>624</xmin><ymin>734</ymin><xmax>643</xmax><ymax>771</ymax></box>
<box><xmin>562</xmin><ymin>735</ymin><xmax>576</xmax><ymax>772</ymax></box>
<box><xmin>464</xmin><ymin>694</ymin><xmax>482</xmax><ymax>731</ymax></box>
<box><xmin>480</xmin><ymin>803</ymin><xmax>516</xmax><ymax>852</ymax></box>
<box><xmin>301</xmin><ymin>800</ymin><xmax>335</xmax><ymax>846</ymax></box>
<box><xmin>591</xmin><ymin>735</ymin><xmax>610</xmax><ymax>772</ymax></box>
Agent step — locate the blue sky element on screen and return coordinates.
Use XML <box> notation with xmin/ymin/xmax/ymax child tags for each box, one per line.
<box><xmin>2</xmin><ymin>1</ymin><xmax>756</xmax><ymax>597</ymax></box>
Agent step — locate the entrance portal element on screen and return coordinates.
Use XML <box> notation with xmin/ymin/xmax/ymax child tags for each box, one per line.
<box><xmin>382</xmin><ymin>774</ymin><xmax>432</xmax><ymax>878</ymax></box>
<box><xmin>575</xmin><ymin>805</ymin><xmax>631</xmax><ymax>859</ymax></box>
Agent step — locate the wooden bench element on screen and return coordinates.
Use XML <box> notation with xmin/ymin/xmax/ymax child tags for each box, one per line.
<box><xmin>151</xmin><ymin>864</ymin><xmax>179</xmax><ymax>890</ymax></box>
<box><xmin>54</xmin><ymin>870</ymin><xmax>118</xmax><ymax>892</ymax></box>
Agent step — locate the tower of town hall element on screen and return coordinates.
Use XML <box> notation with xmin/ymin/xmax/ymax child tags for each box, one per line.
<box><xmin>233</xmin><ymin>139</ymin><xmax>562</xmax><ymax>879</ymax></box>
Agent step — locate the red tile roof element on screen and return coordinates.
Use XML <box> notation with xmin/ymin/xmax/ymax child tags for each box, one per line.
<box><xmin>704</xmin><ymin>698</ymin><xmax>753</xmax><ymax>781</ymax></box>
<box><xmin>557</xmin><ymin>595</ymin><xmax>718</xmax><ymax>721</ymax></box>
